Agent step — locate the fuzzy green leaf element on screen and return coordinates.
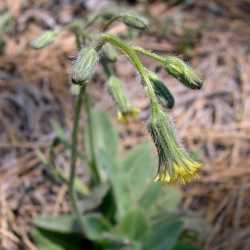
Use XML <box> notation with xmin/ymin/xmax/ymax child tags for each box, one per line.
<box><xmin>32</xmin><ymin>228</ymin><xmax>82</xmax><ymax>250</ymax></box>
<box><xmin>33</xmin><ymin>214</ymin><xmax>81</xmax><ymax>234</ymax></box>
<box><xmin>173</xmin><ymin>241</ymin><xmax>200</xmax><ymax>250</ymax></box>
<box><xmin>114</xmin><ymin>209</ymin><xmax>149</xmax><ymax>243</ymax></box>
<box><xmin>144</xmin><ymin>216</ymin><xmax>183</xmax><ymax>250</ymax></box>
<box><xmin>121</xmin><ymin>142</ymin><xmax>155</xmax><ymax>201</ymax></box>
<box><xmin>84</xmin><ymin>110</ymin><xmax>119</xmax><ymax>162</ymax></box>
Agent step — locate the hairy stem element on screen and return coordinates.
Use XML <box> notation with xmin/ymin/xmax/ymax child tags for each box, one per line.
<box><xmin>133</xmin><ymin>46</ymin><xmax>165</xmax><ymax>64</ymax></box>
<box><xmin>69</xmin><ymin>85</ymin><xmax>85</xmax><ymax>233</ymax></box>
<box><xmin>83</xmin><ymin>90</ymin><xmax>101</xmax><ymax>185</ymax></box>
<box><xmin>102</xmin><ymin>16</ymin><xmax>121</xmax><ymax>31</ymax></box>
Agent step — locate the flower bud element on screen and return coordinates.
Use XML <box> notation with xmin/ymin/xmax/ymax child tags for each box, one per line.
<box><xmin>122</xmin><ymin>13</ymin><xmax>148</xmax><ymax>30</ymax></box>
<box><xmin>164</xmin><ymin>56</ymin><xmax>202</xmax><ymax>90</ymax></box>
<box><xmin>0</xmin><ymin>11</ymin><xmax>12</xmax><ymax>33</ymax></box>
<box><xmin>101</xmin><ymin>11</ymin><xmax>117</xmax><ymax>20</ymax></box>
<box><xmin>107</xmin><ymin>76</ymin><xmax>139</xmax><ymax>123</ymax></box>
<box><xmin>148</xmin><ymin>110</ymin><xmax>201</xmax><ymax>184</ymax></box>
<box><xmin>31</xmin><ymin>30</ymin><xmax>58</xmax><ymax>49</ymax></box>
<box><xmin>147</xmin><ymin>70</ymin><xmax>175</xmax><ymax>109</ymax></box>
<box><xmin>71</xmin><ymin>47</ymin><xmax>99</xmax><ymax>84</ymax></box>
<box><xmin>101</xmin><ymin>43</ymin><xmax>117</xmax><ymax>62</ymax></box>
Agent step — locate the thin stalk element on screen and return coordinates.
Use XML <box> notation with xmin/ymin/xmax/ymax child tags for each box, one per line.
<box><xmin>75</xmin><ymin>29</ymin><xmax>101</xmax><ymax>184</ymax></box>
<box><xmin>84</xmin><ymin>15</ymin><xmax>101</xmax><ymax>29</ymax></box>
<box><xmin>133</xmin><ymin>46</ymin><xmax>165</xmax><ymax>64</ymax></box>
<box><xmin>83</xmin><ymin>90</ymin><xmax>101</xmax><ymax>185</ymax></box>
<box><xmin>69</xmin><ymin>85</ymin><xmax>86</xmax><ymax>233</ymax></box>
<box><xmin>102</xmin><ymin>16</ymin><xmax>121</xmax><ymax>31</ymax></box>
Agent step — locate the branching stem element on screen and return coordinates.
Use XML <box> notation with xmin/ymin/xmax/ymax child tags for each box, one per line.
<box><xmin>101</xmin><ymin>33</ymin><xmax>160</xmax><ymax>118</ymax></box>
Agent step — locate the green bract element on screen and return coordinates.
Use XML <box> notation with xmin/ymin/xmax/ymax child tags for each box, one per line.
<box><xmin>122</xmin><ymin>13</ymin><xmax>148</xmax><ymax>30</ymax></box>
<box><xmin>102</xmin><ymin>43</ymin><xmax>117</xmax><ymax>62</ymax></box>
<box><xmin>164</xmin><ymin>56</ymin><xmax>202</xmax><ymax>89</ymax></box>
<box><xmin>31</xmin><ymin>30</ymin><xmax>58</xmax><ymax>49</ymax></box>
<box><xmin>71</xmin><ymin>47</ymin><xmax>99</xmax><ymax>84</ymax></box>
<box><xmin>147</xmin><ymin>70</ymin><xmax>175</xmax><ymax>109</ymax></box>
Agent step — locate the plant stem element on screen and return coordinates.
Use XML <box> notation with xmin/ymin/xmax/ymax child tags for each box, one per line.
<box><xmin>83</xmin><ymin>90</ymin><xmax>101</xmax><ymax>185</ymax></box>
<box><xmin>102</xmin><ymin>16</ymin><xmax>121</xmax><ymax>31</ymax></box>
<box><xmin>69</xmin><ymin>85</ymin><xmax>86</xmax><ymax>233</ymax></box>
<box><xmin>133</xmin><ymin>46</ymin><xmax>165</xmax><ymax>64</ymax></box>
<box><xmin>101</xmin><ymin>33</ymin><xmax>160</xmax><ymax>117</ymax></box>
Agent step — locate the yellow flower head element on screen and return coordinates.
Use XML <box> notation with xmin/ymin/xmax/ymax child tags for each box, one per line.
<box><xmin>149</xmin><ymin>110</ymin><xmax>201</xmax><ymax>184</ymax></box>
<box><xmin>117</xmin><ymin>108</ymin><xmax>140</xmax><ymax>124</ymax></box>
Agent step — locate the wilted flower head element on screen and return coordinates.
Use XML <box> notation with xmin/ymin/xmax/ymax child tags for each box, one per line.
<box><xmin>148</xmin><ymin>110</ymin><xmax>201</xmax><ymax>184</ymax></box>
<box><xmin>107</xmin><ymin>76</ymin><xmax>139</xmax><ymax>123</ymax></box>
<box><xmin>164</xmin><ymin>56</ymin><xmax>202</xmax><ymax>90</ymax></box>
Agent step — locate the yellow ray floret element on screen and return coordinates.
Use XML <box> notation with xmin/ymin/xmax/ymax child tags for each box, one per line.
<box><xmin>117</xmin><ymin>108</ymin><xmax>140</xmax><ymax>123</ymax></box>
<box><xmin>149</xmin><ymin>110</ymin><xmax>202</xmax><ymax>185</ymax></box>
<box><xmin>155</xmin><ymin>159</ymin><xmax>201</xmax><ymax>184</ymax></box>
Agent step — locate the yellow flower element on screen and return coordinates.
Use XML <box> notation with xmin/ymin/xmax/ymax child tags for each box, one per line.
<box><xmin>154</xmin><ymin>158</ymin><xmax>201</xmax><ymax>184</ymax></box>
<box><xmin>117</xmin><ymin>108</ymin><xmax>140</xmax><ymax>124</ymax></box>
<box><xmin>149</xmin><ymin>110</ymin><xmax>201</xmax><ymax>184</ymax></box>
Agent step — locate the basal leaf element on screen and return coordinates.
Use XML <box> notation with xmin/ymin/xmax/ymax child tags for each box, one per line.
<box><xmin>144</xmin><ymin>216</ymin><xmax>183</xmax><ymax>250</ymax></box>
<box><xmin>98</xmin><ymin>151</ymin><xmax>131</xmax><ymax>220</ymax></box>
<box><xmin>84</xmin><ymin>110</ymin><xmax>119</xmax><ymax>162</ymax></box>
<box><xmin>32</xmin><ymin>228</ymin><xmax>82</xmax><ymax>250</ymax></box>
<box><xmin>173</xmin><ymin>241</ymin><xmax>200</xmax><ymax>250</ymax></box>
<box><xmin>121</xmin><ymin>142</ymin><xmax>156</xmax><ymax>204</ymax></box>
<box><xmin>78</xmin><ymin>182</ymin><xmax>110</xmax><ymax>213</ymax></box>
<box><xmin>114</xmin><ymin>209</ymin><xmax>149</xmax><ymax>243</ymax></box>
<box><xmin>33</xmin><ymin>214</ymin><xmax>81</xmax><ymax>234</ymax></box>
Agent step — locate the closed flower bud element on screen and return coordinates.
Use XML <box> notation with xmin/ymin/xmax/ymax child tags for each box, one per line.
<box><xmin>147</xmin><ymin>70</ymin><xmax>175</xmax><ymax>109</ymax></box>
<box><xmin>101</xmin><ymin>43</ymin><xmax>117</xmax><ymax>62</ymax></box>
<box><xmin>148</xmin><ymin>110</ymin><xmax>201</xmax><ymax>184</ymax></box>
<box><xmin>107</xmin><ymin>76</ymin><xmax>139</xmax><ymax>123</ymax></box>
<box><xmin>0</xmin><ymin>12</ymin><xmax>12</xmax><ymax>33</ymax></box>
<box><xmin>122</xmin><ymin>13</ymin><xmax>148</xmax><ymax>30</ymax></box>
<box><xmin>31</xmin><ymin>30</ymin><xmax>58</xmax><ymax>49</ymax></box>
<box><xmin>101</xmin><ymin>11</ymin><xmax>117</xmax><ymax>20</ymax></box>
<box><xmin>71</xmin><ymin>47</ymin><xmax>99</xmax><ymax>84</ymax></box>
<box><xmin>164</xmin><ymin>56</ymin><xmax>202</xmax><ymax>90</ymax></box>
